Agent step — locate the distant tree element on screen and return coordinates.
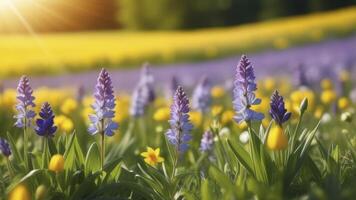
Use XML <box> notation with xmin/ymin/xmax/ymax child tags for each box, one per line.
<box><xmin>118</xmin><ymin>0</ymin><xmax>184</xmax><ymax>29</ymax></box>
<box><xmin>260</xmin><ymin>0</ymin><xmax>289</xmax><ymax>19</ymax></box>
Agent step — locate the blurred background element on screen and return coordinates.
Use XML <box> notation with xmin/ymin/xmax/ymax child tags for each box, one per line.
<box><xmin>0</xmin><ymin>0</ymin><xmax>355</xmax><ymax>89</ymax></box>
<box><xmin>1</xmin><ymin>0</ymin><xmax>355</xmax><ymax>32</ymax></box>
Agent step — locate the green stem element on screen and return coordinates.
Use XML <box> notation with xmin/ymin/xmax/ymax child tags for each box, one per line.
<box><xmin>23</xmin><ymin>119</ymin><xmax>28</xmax><ymax>171</ymax></box>
<box><xmin>291</xmin><ymin>114</ymin><xmax>303</xmax><ymax>153</ymax></box>
<box><xmin>100</xmin><ymin>119</ymin><xmax>105</xmax><ymax>170</ymax></box>
<box><xmin>138</xmin><ymin>118</ymin><xmax>147</xmax><ymax>147</ymax></box>
<box><xmin>42</xmin><ymin>138</ymin><xmax>48</xmax><ymax>168</ymax></box>
<box><xmin>171</xmin><ymin>150</ymin><xmax>178</xmax><ymax>180</ymax></box>
<box><xmin>247</xmin><ymin>122</ymin><xmax>257</xmax><ymax>175</ymax></box>
<box><xmin>6</xmin><ymin>157</ymin><xmax>14</xmax><ymax>177</ymax></box>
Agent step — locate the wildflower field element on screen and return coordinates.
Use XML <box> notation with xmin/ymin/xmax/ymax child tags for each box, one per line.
<box><xmin>0</xmin><ymin>52</ymin><xmax>356</xmax><ymax>200</ymax></box>
<box><xmin>1</xmin><ymin>6</ymin><xmax>356</xmax><ymax>78</ymax></box>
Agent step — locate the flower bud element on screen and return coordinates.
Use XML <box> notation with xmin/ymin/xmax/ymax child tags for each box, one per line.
<box><xmin>341</xmin><ymin>112</ymin><xmax>353</xmax><ymax>123</ymax></box>
<box><xmin>35</xmin><ymin>185</ymin><xmax>47</xmax><ymax>200</ymax></box>
<box><xmin>267</xmin><ymin>125</ymin><xmax>288</xmax><ymax>150</ymax></box>
<box><xmin>299</xmin><ymin>97</ymin><xmax>308</xmax><ymax>115</ymax></box>
<box><xmin>49</xmin><ymin>154</ymin><xmax>65</xmax><ymax>173</ymax></box>
<box><xmin>9</xmin><ymin>184</ymin><xmax>31</xmax><ymax>200</ymax></box>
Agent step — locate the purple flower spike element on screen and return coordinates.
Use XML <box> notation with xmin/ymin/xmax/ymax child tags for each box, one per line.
<box><xmin>269</xmin><ymin>91</ymin><xmax>291</xmax><ymax>126</ymax></box>
<box><xmin>0</xmin><ymin>138</ymin><xmax>11</xmax><ymax>157</ymax></box>
<box><xmin>233</xmin><ymin>55</ymin><xmax>264</xmax><ymax>124</ymax></box>
<box><xmin>139</xmin><ymin>63</ymin><xmax>156</xmax><ymax>103</ymax></box>
<box><xmin>171</xmin><ymin>76</ymin><xmax>180</xmax><ymax>96</ymax></box>
<box><xmin>192</xmin><ymin>76</ymin><xmax>211</xmax><ymax>113</ymax></box>
<box><xmin>35</xmin><ymin>102</ymin><xmax>57</xmax><ymax>137</ymax></box>
<box><xmin>200</xmin><ymin>131</ymin><xmax>214</xmax><ymax>152</ymax></box>
<box><xmin>293</xmin><ymin>63</ymin><xmax>309</xmax><ymax>87</ymax></box>
<box><xmin>130</xmin><ymin>85</ymin><xmax>146</xmax><ymax>117</ymax></box>
<box><xmin>14</xmin><ymin>76</ymin><xmax>36</xmax><ymax>128</ymax></box>
<box><xmin>130</xmin><ymin>64</ymin><xmax>156</xmax><ymax>118</ymax></box>
<box><xmin>166</xmin><ymin>86</ymin><xmax>193</xmax><ymax>153</ymax></box>
<box><xmin>88</xmin><ymin>69</ymin><xmax>118</xmax><ymax>136</ymax></box>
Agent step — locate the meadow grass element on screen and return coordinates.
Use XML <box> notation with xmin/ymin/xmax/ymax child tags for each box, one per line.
<box><xmin>0</xmin><ymin>6</ymin><xmax>356</xmax><ymax>78</ymax></box>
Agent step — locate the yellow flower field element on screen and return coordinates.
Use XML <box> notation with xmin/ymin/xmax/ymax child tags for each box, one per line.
<box><xmin>0</xmin><ymin>6</ymin><xmax>356</xmax><ymax>77</ymax></box>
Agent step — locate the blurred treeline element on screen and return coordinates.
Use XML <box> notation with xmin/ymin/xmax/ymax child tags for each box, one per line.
<box><xmin>0</xmin><ymin>0</ymin><xmax>355</xmax><ymax>33</ymax></box>
<box><xmin>118</xmin><ymin>0</ymin><xmax>356</xmax><ymax>29</ymax></box>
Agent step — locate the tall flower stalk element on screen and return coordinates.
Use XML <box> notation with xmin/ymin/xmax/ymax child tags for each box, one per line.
<box><xmin>267</xmin><ymin>91</ymin><xmax>291</xmax><ymax>168</ymax></box>
<box><xmin>267</xmin><ymin>91</ymin><xmax>291</xmax><ymax>150</ymax></box>
<box><xmin>166</xmin><ymin>86</ymin><xmax>193</xmax><ymax>177</ymax></box>
<box><xmin>192</xmin><ymin>76</ymin><xmax>211</xmax><ymax>113</ymax></box>
<box><xmin>15</xmin><ymin>76</ymin><xmax>36</xmax><ymax>170</ymax></box>
<box><xmin>0</xmin><ymin>138</ymin><xmax>13</xmax><ymax>177</ymax></box>
<box><xmin>88</xmin><ymin>69</ymin><xmax>118</xmax><ymax>170</ymax></box>
<box><xmin>35</xmin><ymin>102</ymin><xmax>57</xmax><ymax>168</ymax></box>
<box><xmin>130</xmin><ymin>64</ymin><xmax>156</xmax><ymax>146</ymax></box>
<box><xmin>232</xmin><ymin>55</ymin><xmax>264</xmax><ymax>176</ymax></box>
<box><xmin>233</xmin><ymin>55</ymin><xmax>264</xmax><ymax>125</ymax></box>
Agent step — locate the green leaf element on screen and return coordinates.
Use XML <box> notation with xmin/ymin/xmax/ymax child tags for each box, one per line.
<box><xmin>85</xmin><ymin>143</ymin><xmax>101</xmax><ymax>174</ymax></box>
<box><xmin>6</xmin><ymin>132</ymin><xmax>22</xmax><ymax>163</ymax></box>
<box><xmin>208</xmin><ymin>166</ymin><xmax>236</xmax><ymax>197</ymax></box>
<box><xmin>64</xmin><ymin>133</ymin><xmax>84</xmax><ymax>170</ymax></box>
<box><xmin>201</xmin><ymin>179</ymin><xmax>213</xmax><ymax>200</ymax></box>
<box><xmin>227</xmin><ymin>139</ymin><xmax>254</xmax><ymax>175</ymax></box>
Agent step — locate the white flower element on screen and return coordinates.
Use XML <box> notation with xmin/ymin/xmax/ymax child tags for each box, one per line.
<box><xmin>321</xmin><ymin>113</ymin><xmax>331</xmax><ymax>124</ymax></box>
<box><xmin>239</xmin><ymin>131</ymin><xmax>249</xmax><ymax>144</ymax></box>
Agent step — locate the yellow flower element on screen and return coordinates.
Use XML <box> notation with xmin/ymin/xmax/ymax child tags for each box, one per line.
<box><xmin>338</xmin><ymin>97</ymin><xmax>350</xmax><ymax>110</ymax></box>
<box><xmin>314</xmin><ymin>106</ymin><xmax>324</xmax><ymax>119</ymax></box>
<box><xmin>189</xmin><ymin>111</ymin><xmax>202</xmax><ymax>127</ymax></box>
<box><xmin>1</xmin><ymin>89</ymin><xmax>16</xmax><ymax>109</ymax></box>
<box><xmin>266</xmin><ymin>125</ymin><xmax>288</xmax><ymax>151</ymax></box>
<box><xmin>321</xmin><ymin>90</ymin><xmax>337</xmax><ymax>105</ymax></box>
<box><xmin>253</xmin><ymin>96</ymin><xmax>269</xmax><ymax>114</ymax></box>
<box><xmin>140</xmin><ymin>147</ymin><xmax>164</xmax><ymax>166</ymax></box>
<box><xmin>82</xmin><ymin>96</ymin><xmax>94</xmax><ymax>107</ymax></box>
<box><xmin>320</xmin><ymin>79</ymin><xmax>333</xmax><ymax>90</ymax></box>
<box><xmin>290</xmin><ymin>89</ymin><xmax>315</xmax><ymax>113</ymax></box>
<box><xmin>236</xmin><ymin>121</ymin><xmax>247</xmax><ymax>130</ymax></box>
<box><xmin>8</xmin><ymin>184</ymin><xmax>31</xmax><ymax>200</ymax></box>
<box><xmin>262</xmin><ymin>77</ymin><xmax>276</xmax><ymax>92</ymax></box>
<box><xmin>211</xmin><ymin>105</ymin><xmax>223</xmax><ymax>117</ymax></box>
<box><xmin>211</xmin><ymin>86</ymin><xmax>225</xmax><ymax>98</ymax></box>
<box><xmin>60</xmin><ymin>98</ymin><xmax>78</xmax><ymax>115</ymax></box>
<box><xmin>339</xmin><ymin>70</ymin><xmax>350</xmax><ymax>82</ymax></box>
<box><xmin>81</xmin><ymin>106</ymin><xmax>92</xmax><ymax>125</ymax></box>
<box><xmin>114</xmin><ymin>96</ymin><xmax>130</xmax><ymax>123</ymax></box>
<box><xmin>154</xmin><ymin>97</ymin><xmax>169</xmax><ymax>108</ymax></box>
<box><xmin>153</xmin><ymin>107</ymin><xmax>170</xmax><ymax>122</ymax></box>
<box><xmin>49</xmin><ymin>154</ymin><xmax>65</xmax><ymax>173</ymax></box>
<box><xmin>221</xmin><ymin>110</ymin><xmax>234</xmax><ymax>125</ymax></box>
<box><xmin>54</xmin><ymin>115</ymin><xmax>74</xmax><ymax>134</ymax></box>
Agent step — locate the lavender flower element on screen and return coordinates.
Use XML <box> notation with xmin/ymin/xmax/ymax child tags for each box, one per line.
<box><xmin>0</xmin><ymin>138</ymin><xmax>11</xmax><ymax>157</ymax></box>
<box><xmin>200</xmin><ymin>131</ymin><xmax>214</xmax><ymax>152</ymax></box>
<box><xmin>35</xmin><ymin>102</ymin><xmax>57</xmax><ymax>137</ymax></box>
<box><xmin>14</xmin><ymin>76</ymin><xmax>36</xmax><ymax>128</ymax></box>
<box><xmin>192</xmin><ymin>76</ymin><xmax>211</xmax><ymax>112</ymax></box>
<box><xmin>233</xmin><ymin>55</ymin><xmax>264</xmax><ymax>124</ymax></box>
<box><xmin>139</xmin><ymin>64</ymin><xmax>156</xmax><ymax>103</ymax></box>
<box><xmin>88</xmin><ymin>69</ymin><xmax>118</xmax><ymax>136</ymax></box>
<box><xmin>76</xmin><ymin>85</ymin><xmax>86</xmax><ymax>103</ymax></box>
<box><xmin>130</xmin><ymin>85</ymin><xmax>146</xmax><ymax>117</ymax></box>
<box><xmin>171</xmin><ymin>76</ymin><xmax>180</xmax><ymax>96</ymax></box>
<box><xmin>293</xmin><ymin>63</ymin><xmax>309</xmax><ymax>87</ymax></box>
<box><xmin>166</xmin><ymin>86</ymin><xmax>193</xmax><ymax>153</ymax></box>
<box><xmin>269</xmin><ymin>91</ymin><xmax>291</xmax><ymax>126</ymax></box>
